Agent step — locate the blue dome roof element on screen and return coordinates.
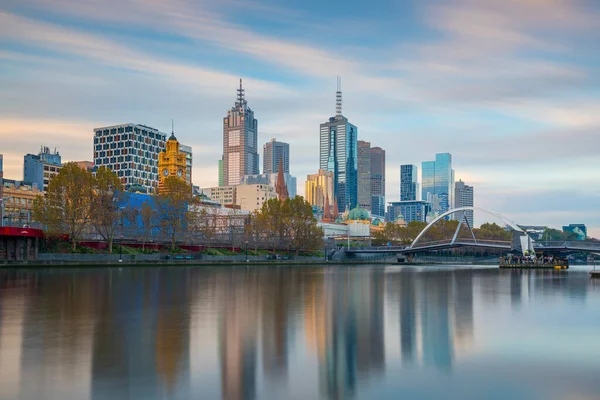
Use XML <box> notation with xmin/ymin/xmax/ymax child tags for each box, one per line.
<box><xmin>348</xmin><ymin>206</ymin><xmax>370</xmax><ymax>221</ymax></box>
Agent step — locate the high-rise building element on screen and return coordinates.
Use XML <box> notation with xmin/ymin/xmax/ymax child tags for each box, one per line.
<box><xmin>263</xmin><ymin>139</ymin><xmax>289</xmax><ymax>174</ymax></box>
<box><xmin>319</xmin><ymin>77</ymin><xmax>358</xmax><ymax>211</ymax></box>
<box><xmin>158</xmin><ymin>131</ymin><xmax>188</xmax><ymax>194</ymax></box>
<box><xmin>222</xmin><ymin>79</ymin><xmax>259</xmax><ymax>186</ymax></box>
<box><xmin>454</xmin><ymin>180</ymin><xmax>474</xmax><ymax>226</ymax></box>
<box><xmin>387</xmin><ymin>201</ymin><xmax>431</xmax><ymax>223</ymax></box>
<box><xmin>241</xmin><ymin>173</ymin><xmax>297</xmax><ymax>198</ymax></box>
<box><xmin>218</xmin><ymin>159</ymin><xmax>224</xmax><ymax>187</ymax></box>
<box><xmin>93</xmin><ymin>123</ymin><xmax>167</xmax><ymax>193</ymax></box>
<box><xmin>357</xmin><ymin>141</ymin><xmax>371</xmax><ymax>211</ymax></box>
<box><xmin>23</xmin><ymin>146</ymin><xmax>62</xmax><ymax>192</ymax></box>
<box><xmin>422</xmin><ymin>153</ymin><xmax>455</xmax><ymax>217</ymax></box>
<box><xmin>305</xmin><ymin>169</ymin><xmax>334</xmax><ymax>210</ymax></box>
<box><xmin>179</xmin><ymin>144</ymin><xmax>193</xmax><ymax>186</ymax></box>
<box><xmin>400</xmin><ymin>164</ymin><xmax>419</xmax><ymax>201</ymax></box>
<box><xmin>370</xmin><ymin>146</ymin><xmax>385</xmax><ymax>218</ymax></box>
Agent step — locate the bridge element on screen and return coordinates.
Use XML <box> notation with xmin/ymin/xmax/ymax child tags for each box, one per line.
<box><xmin>346</xmin><ymin>206</ymin><xmax>600</xmax><ymax>256</ymax></box>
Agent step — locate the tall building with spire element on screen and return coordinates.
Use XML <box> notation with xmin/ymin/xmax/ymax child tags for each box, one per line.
<box><xmin>319</xmin><ymin>77</ymin><xmax>358</xmax><ymax>211</ymax></box>
<box><xmin>222</xmin><ymin>79</ymin><xmax>259</xmax><ymax>186</ymax></box>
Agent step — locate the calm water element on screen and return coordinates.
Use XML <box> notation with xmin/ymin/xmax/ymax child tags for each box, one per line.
<box><xmin>0</xmin><ymin>265</ymin><xmax>599</xmax><ymax>400</ymax></box>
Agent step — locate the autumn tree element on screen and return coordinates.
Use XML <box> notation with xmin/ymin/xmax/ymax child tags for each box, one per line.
<box><xmin>287</xmin><ymin>196</ymin><xmax>324</xmax><ymax>252</ymax></box>
<box><xmin>124</xmin><ymin>201</ymin><xmax>156</xmax><ymax>250</ymax></box>
<box><xmin>89</xmin><ymin>166</ymin><xmax>123</xmax><ymax>253</ymax></box>
<box><xmin>33</xmin><ymin>163</ymin><xmax>95</xmax><ymax>251</ymax></box>
<box><xmin>155</xmin><ymin>176</ymin><xmax>194</xmax><ymax>250</ymax></box>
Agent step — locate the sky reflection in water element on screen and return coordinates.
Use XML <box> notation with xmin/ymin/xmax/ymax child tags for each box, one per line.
<box><xmin>0</xmin><ymin>265</ymin><xmax>599</xmax><ymax>400</ymax></box>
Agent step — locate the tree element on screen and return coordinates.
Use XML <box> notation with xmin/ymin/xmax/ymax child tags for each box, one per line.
<box><xmin>156</xmin><ymin>176</ymin><xmax>194</xmax><ymax>250</ymax></box>
<box><xmin>33</xmin><ymin>163</ymin><xmax>95</xmax><ymax>251</ymax></box>
<box><xmin>90</xmin><ymin>166</ymin><xmax>123</xmax><ymax>253</ymax></box>
<box><xmin>287</xmin><ymin>196</ymin><xmax>324</xmax><ymax>252</ymax></box>
<box><xmin>258</xmin><ymin>198</ymin><xmax>289</xmax><ymax>250</ymax></box>
<box><xmin>124</xmin><ymin>201</ymin><xmax>156</xmax><ymax>250</ymax></box>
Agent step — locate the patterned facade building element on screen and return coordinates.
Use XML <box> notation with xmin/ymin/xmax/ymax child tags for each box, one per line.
<box><xmin>370</xmin><ymin>146</ymin><xmax>385</xmax><ymax>218</ymax></box>
<box><xmin>93</xmin><ymin>123</ymin><xmax>167</xmax><ymax>193</ymax></box>
<box><xmin>263</xmin><ymin>139</ymin><xmax>289</xmax><ymax>174</ymax></box>
<box><xmin>357</xmin><ymin>140</ymin><xmax>371</xmax><ymax>211</ymax></box>
<box><xmin>222</xmin><ymin>80</ymin><xmax>259</xmax><ymax>186</ymax></box>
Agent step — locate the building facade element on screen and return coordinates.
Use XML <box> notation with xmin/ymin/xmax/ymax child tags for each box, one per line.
<box><xmin>263</xmin><ymin>139</ymin><xmax>289</xmax><ymax>174</ymax></box>
<box><xmin>93</xmin><ymin>123</ymin><xmax>167</xmax><ymax>193</ymax></box>
<box><xmin>400</xmin><ymin>164</ymin><xmax>419</xmax><ymax>201</ymax></box>
<box><xmin>179</xmin><ymin>144</ymin><xmax>193</xmax><ymax>186</ymax></box>
<box><xmin>158</xmin><ymin>132</ymin><xmax>188</xmax><ymax>194</ymax></box>
<box><xmin>370</xmin><ymin>146</ymin><xmax>385</xmax><ymax>217</ymax></box>
<box><xmin>454</xmin><ymin>180</ymin><xmax>474</xmax><ymax>226</ymax></box>
<box><xmin>357</xmin><ymin>140</ymin><xmax>371</xmax><ymax>211</ymax></box>
<box><xmin>387</xmin><ymin>201</ymin><xmax>431</xmax><ymax>224</ymax></box>
<box><xmin>305</xmin><ymin>170</ymin><xmax>334</xmax><ymax>210</ymax></box>
<box><xmin>203</xmin><ymin>186</ymin><xmax>236</xmax><ymax>207</ymax></box>
<box><xmin>222</xmin><ymin>80</ymin><xmax>259</xmax><ymax>186</ymax></box>
<box><xmin>23</xmin><ymin>146</ymin><xmax>62</xmax><ymax>192</ymax></box>
<box><xmin>241</xmin><ymin>173</ymin><xmax>297</xmax><ymax>198</ymax></box>
<box><xmin>422</xmin><ymin>153</ymin><xmax>454</xmax><ymax>217</ymax></box>
<box><xmin>218</xmin><ymin>159</ymin><xmax>224</xmax><ymax>187</ymax></box>
<box><xmin>1</xmin><ymin>179</ymin><xmax>42</xmax><ymax>226</ymax></box>
<box><xmin>319</xmin><ymin>80</ymin><xmax>358</xmax><ymax>211</ymax></box>
<box><xmin>237</xmin><ymin>183</ymin><xmax>277</xmax><ymax>212</ymax></box>
<box><xmin>562</xmin><ymin>224</ymin><xmax>587</xmax><ymax>240</ymax></box>
<box><xmin>0</xmin><ymin>154</ymin><xmax>3</xmax><ymax>180</ymax></box>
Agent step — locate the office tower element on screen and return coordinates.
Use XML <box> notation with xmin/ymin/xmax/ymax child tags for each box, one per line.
<box><xmin>158</xmin><ymin>131</ymin><xmax>188</xmax><ymax>194</ymax></box>
<box><xmin>218</xmin><ymin>159</ymin><xmax>224</xmax><ymax>187</ymax></box>
<box><xmin>422</xmin><ymin>153</ymin><xmax>455</xmax><ymax>217</ymax></box>
<box><xmin>263</xmin><ymin>139</ymin><xmax>289</xmax><ymax>174</ymax></box>
<box><xmin>357</xmin><ymin>141</ymin><xmax>371</xmax><ymax>211</ymax></box>
<box><xmin>454</xmin><ymin>180</ymin><xmax>474</xmax><ymax>226</ymax></box>
<box><xmin>319</xmin><ymin>77</ymin><xmax>358</xmax><ymax>211</ymax></box>
<box><xmin>179</xmin><ymin>144</ymin><xmax>193</xmax><ymax>186</ymax></box>
<box><xmin>222</xmin><ymin>79</ymin><xmax>259</xmax><ymax>186</ymax></box>
<box><xmin>370</xmin><ymin>146</ymin><xmax>385</xmax><ymax>218</ymax></box>
<box><xmin>93</xmin><ymin>123</ymin><xmax>167</xmax><ymax>193</ymax></box>
<box><xmin>23</xmin><ymin>146</ymin><xmax>62</xmax><ymax>192</ymax></box>
<box><xmin>304</xmin><ymin>169</ymin><xmax>334</xmax><ymax>210</ymax></box>
<box><xmin>400</xmin><ymin>164</ymin><xmax>419</xmax><ymax>201</ymax></box>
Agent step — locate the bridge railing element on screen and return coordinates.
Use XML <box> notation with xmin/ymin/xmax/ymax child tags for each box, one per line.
<box><xmin>410</xmin><ymin>238</ymin><xmax>511</xmax><ymax>249</ymax></box>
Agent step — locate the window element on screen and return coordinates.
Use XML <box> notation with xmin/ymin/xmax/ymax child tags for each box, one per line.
<box><xmin>228</xmin><ymin>130</ymin><xmax>240</xmax><ymax>146</ymax></box>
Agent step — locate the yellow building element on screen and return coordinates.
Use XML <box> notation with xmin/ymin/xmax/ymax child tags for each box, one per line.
<box><xmin>158</xmin><ymin>132</ymin><xmax>187</xmax><ymax>194</ymax></box>
<box><xmin>305</xmin><ymin>169</ymin><xmax>334</xmax><ymax>209</ymax></box>
<box><xmin>1</xmin><ymin>179</ymin><xmax>42</xmax><ymax>225</ymax></box>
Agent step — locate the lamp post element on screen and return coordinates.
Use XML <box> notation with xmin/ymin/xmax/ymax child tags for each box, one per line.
<box><xmin>245</xmin><ymin>240</ymin><xmax>249</xmax><ymax>262</ymax></box>
<box><xmin>324</xmin><ymin>244</ymin><xmax>327</xmax><ymax>262</ymax></box>
<box><xmin>119</xmin><ymin>207</ymin><xmax>124</xmax><ymax>263</ymax></box>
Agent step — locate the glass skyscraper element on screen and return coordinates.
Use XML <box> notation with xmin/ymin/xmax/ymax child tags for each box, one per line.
<box><xmin>421</xmin><ymin>153</ymin><xmax>455</xmax><ymax>217</ymax></box>
<box><xmin>357</xmin><ymin>140</ymin><xmax>371</xmax><ymax>210</ymax></box>
<box><xmin>263</xmin><ymin>138</ymin><xmax>289</xmax><ymax>174</ymax></box>
<box><xmin>400</xmin><ymin>164</ymin><xmax>419</xmax><ymax>201</ymax></box>
<box><xmin>455</xmin><ymin>179</ymin><xmax>474</xmax><ymax>226</ymax></box>
<box><xmin>370</xmin><ymin>146</ymin><xmax>385</xmax><ymax>218</ymax></box>
<box><xmin>319</xmin><ymin>79</ymin><xmax>358</xmax><ymax>211</ymax></box>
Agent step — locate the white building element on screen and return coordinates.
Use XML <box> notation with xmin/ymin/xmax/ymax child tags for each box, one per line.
<box><xmin>455</xmin><ymin>180</ymin><xmax>474</xmax><ymax>226</ymax></box>
<box><xmin>200</xmin><ymin>184</ymin><xmax>277</xmax><ymax>212</ymax></box>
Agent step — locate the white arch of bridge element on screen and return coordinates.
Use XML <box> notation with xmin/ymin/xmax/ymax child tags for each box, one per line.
<box><xmin>409</xmin><ymin>206</ymin><xmax>528</xmax><ymax>249</ymax></box>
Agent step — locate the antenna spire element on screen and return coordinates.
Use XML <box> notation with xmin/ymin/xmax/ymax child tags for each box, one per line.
<box><xmin>171</xmin><ymin>119</ymin><xmax>174</xmax><ymax>134</ymax></box>
<box><xmin>335</xmin><ymin>76</ymin><xmax>342</xmax><ymax>118</ymax></box>
<box><xmin>237</xmin><ymin>78</ymin><xmax>246</xmax><ymax>107</ymax></box>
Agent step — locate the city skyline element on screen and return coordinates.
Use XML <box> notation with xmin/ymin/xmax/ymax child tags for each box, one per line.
<box><xmin>1</xmin><ymin>0</ymin><xmax>599</xmax><ymax>235</ymax></box>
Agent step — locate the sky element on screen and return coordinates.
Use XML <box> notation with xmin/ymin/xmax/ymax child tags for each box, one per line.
<box><xmin>1</xmin><ymin>0</ymin><xmax>599</xmax><ymax>236</ymax></box>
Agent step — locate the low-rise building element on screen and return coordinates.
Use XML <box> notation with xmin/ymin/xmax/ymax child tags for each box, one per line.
<box><xmin>201</xmin><ymin>184</ymin><xmax>277</xmax><ymax>212</ymax></box>
<box><xmin>242</xmin><ymin>172</ymin><xmax>297</xmax><ymax>198</ymax></box>
<box><xmin>24</xmin><ymin>146</ymin><xmax>62</xmax><ymax>192</ymax></box>
<box><xmin>1</xmin><ymin>179</ymin><xmax>42</xmax><ymax>226</ymax></box>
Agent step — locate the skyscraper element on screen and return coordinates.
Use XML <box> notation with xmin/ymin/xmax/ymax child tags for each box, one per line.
<box><xmin>370</xmin><ymin>146</ymin><xmax>385</xmax><ymax>218</ymax></box>
<box><xmin>263</xmin><ymin>139</ymin><xmax>289</xmax><ymax>174</ymax></box>
<box><xmin>305</xmin><ymin>169</ymin><xmax>334</xmax><ymax>210</ymax></box>
<box><xmin>422</xmin><ymin>153</ymin><xmax>455</xmax><ymax>217</ymax></box>
<box><xmin>400</xmin><ymin>164</ymin><xmax>419</xmax><ymax>201</ymax></box>
<box><xmin>179</xmin><ymin>143</ymin><xmax>193</xmax><ymax>186</ymax></box>
<box><xmin>357</xmin><ymin>140</ymin><xmax>371</xmax><ymax>211</ymax></box>
<box><xmin>319</xmin><ymin>77</ymin><xmax>358</xmax><ymax>211</ymax></box>
<box><xmin>24</xmin><ymin>146</ymin><xmax>62</xmax><ymax>192</ymax></box>
<box><xmin>222</xmin><ymin>79</ymin><xmax>259</xmax><ymax>186</ymax></box>
<box><xmin>93</xmin><ymin>123</ymin><xmax>166</xmax><ymax>193</ymax></box>
<box><xmin>454</xmin><ymin>180</ymin><xmax>474</xmax><ymax>226</ymax></box>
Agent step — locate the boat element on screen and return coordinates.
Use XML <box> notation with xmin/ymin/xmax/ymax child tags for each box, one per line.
<box><xmin>499</xmin><ymin>255</ymin><xmax>569</xmax><ymax>269</ymax></box>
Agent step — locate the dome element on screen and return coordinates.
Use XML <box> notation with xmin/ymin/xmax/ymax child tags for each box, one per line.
<box><xmin>347</xmin><ymin>206</ymin><xmax>370</xmax><ymax>221</ymax></box>
<box><xmin>372</xmin><ymin>218</ymin><xmax>382</xmax><ymax>226</ymax></box>
<box><xmin>128</xmin><ymin>184</ymin><xmax>147</xmax><ymax>193</ymax></box>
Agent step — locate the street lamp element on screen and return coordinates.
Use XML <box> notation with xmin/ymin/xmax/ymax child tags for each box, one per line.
<box><xmin>324</xmin><ymin>244</ymin><xmax>327</xmax><ymax>262</ymax></box>
<box><xmin>119</xmin><ymin>207</ymin><xmax>125</xmax><ymax>263</ymax></box>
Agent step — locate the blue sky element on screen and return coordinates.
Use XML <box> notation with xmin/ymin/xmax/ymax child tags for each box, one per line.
<box><xmin>1</xmin><ymin>0</ymin><xmax>599</xmax><ymax>235</ymax></box>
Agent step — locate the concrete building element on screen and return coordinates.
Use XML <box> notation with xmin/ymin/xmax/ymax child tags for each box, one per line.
<box><xmin>237</xmin><ymin>183</ymin><xmax>277</xmax><ymax>212</ymax></box>
<box><xmin>422</xmin><ymin>153</ymin><xmax>455</xmax><ymax>217</ymax></box>
<box><xmin>319</xmin><ymin>77</ymin><xmax>358</xmax><ymax>211</ymax></box>
<box><xmin>203</xmin><ymin>186</ymin><xmax>237</xmax><ymax>207</ymax></box>
<box><xmin>222</xmin><ymin>79</ymin><xmax>259</xmax><ymax>186</ymax></box>
<box><xmin>357</xmin><ymin>140</ymin><xmax>371</xmax><ymax>211</ymax></box>
<box><xmin>454</xmin><ymin>180</ymin><xmax>474</xmax><ymax>226</ymax></box>
<box><xmin>305</xmin><ymin>170</ymin><xmax>335</xmax><ymax>210</ymax></box>
<box><xmin>179</xmin><ymin>144</ymin><xmax>193</xmax><ymax>186</ymax></box>
<box><xmin>1</xmin><ymin>179</ymin><xmax>42</xmax><ymax>226</ymax></box>
<box><xmin>241</xmin><ymin>173</ymin><xmax>297</xmax><ymax>198</ymax></box>
<box><xmin>158</xmin><ymin>131</ymin><xmax>187</xmax><ymax>194</ymax></box>
<box><xmin>93</xmin><ymin>123</ymin><xmax>167</xmax><ymax>193</ymax></box>
<box><xmin>400</xmin><ymin>164</ymin><xmax>419</xmax><ymax>201</ymax></box>
<box><xmin>370</xmin><ymin>146</ymin><xmax>385</xmax><ymax>218</ymax></box>
<box><xmin>23</xmin><ymin>146</ymin><xmax>62</xmax><ymax>192</ymax></box>
<box><xmin>263</xmin><ymin>139</ymin><xmax>289</xmax><ymax>174</ymax></box>
<box><xmin>387</xmin><ymin>201</ymin><xmax>431</xmax><ymax>224</ymax></box>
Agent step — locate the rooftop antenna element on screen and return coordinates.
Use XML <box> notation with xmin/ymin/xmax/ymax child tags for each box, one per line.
<box><xmin>336</xmin><ymin>76</ymin><xmax>342</xmax><ymax>118</ymax></box>
<box><xmin>237</xmin><ymin>78</ymin><xmax>246</xmax><ymax>107</ymax></box>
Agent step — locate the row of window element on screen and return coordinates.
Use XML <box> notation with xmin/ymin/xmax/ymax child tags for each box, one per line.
<box><xmin>94</xmin><ymin>127</ymin><xmax>166</xmax><ymax>140</ymax></box>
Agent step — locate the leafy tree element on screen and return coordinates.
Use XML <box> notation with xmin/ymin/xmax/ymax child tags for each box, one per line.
<box><xmin>155</xmin><ymin>176</ymin><xmax>194</xmax><ymax>250</ymax></box>
<box><xmin>90</xmin><ymin>166</ymin><xmax>123</xmax><ymax>253</ymax></box>
<box><xmin>258</xmin><ymin>197</ymin><xmax>289</xmax><ymax>250</ymax></box>
<box><xmin>287</xmin><ymin>196</ymin><xmax>324</xmax><ymax>252</ymax></box>
<box><xmin>124</xmin><ymin>201</ymin><xmax>156</xmax><ymax>250</ymax></box>
<box><xmin>33</xmin><ymin>163</ymin><xmax>95</xmax><ymax>251</ymax></box>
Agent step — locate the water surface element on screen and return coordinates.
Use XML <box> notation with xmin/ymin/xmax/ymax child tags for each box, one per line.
<box><xmin>0</xmin><ymin>265</ymin><xmax>599</xmax><ymax>400</ymax></box>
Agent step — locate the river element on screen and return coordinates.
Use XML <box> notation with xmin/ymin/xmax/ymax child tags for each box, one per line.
<box><xmin>0</xmin><ymin>264</ymin><xmax>599</xmax><ymax>400</ymax></box>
